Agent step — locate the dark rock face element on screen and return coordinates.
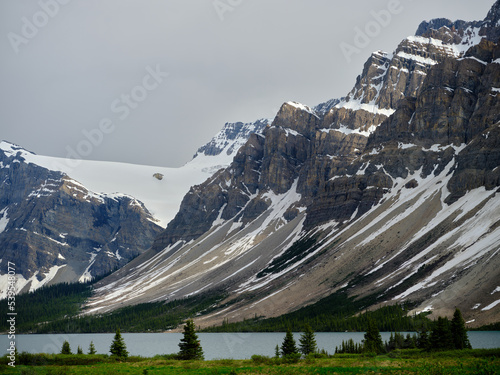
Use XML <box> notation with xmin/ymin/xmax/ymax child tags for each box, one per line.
<box><xmin>416</xmin><ymin>18</ymin><xmax>479</xmax><ymax>40</ymax></box>
<box><xmin>370</xmin><ymin>40</ymin><xmax>500</xmax><ymax>148</ymax></box>
<box><xmin>446</xmin><ymin>123</ymin><xmax>500</xmax><ymax>204</ymax></box>
<box><xmin>0</xmin><ymin>145</ymin><xmax>162</xmax><ymax>285</ymax></box>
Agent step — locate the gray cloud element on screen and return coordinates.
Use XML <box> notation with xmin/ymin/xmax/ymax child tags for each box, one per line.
<box><xmin>0</xmin><ymin>0</ymin><xmax>493</xmax><ymax>167</ymax></box>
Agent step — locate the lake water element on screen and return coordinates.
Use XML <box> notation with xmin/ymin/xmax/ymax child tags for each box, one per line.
<box><xmin>1</xmin><ymin>332</ymin><xmax>499</xmax><ymax>360</ymax></box>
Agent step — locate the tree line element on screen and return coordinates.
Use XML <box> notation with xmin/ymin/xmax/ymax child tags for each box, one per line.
<box><xmin>335</xmin><ymin>308</ymin><xmax>472</xmax><ymax>354</ymax></box>
<box><xmin>0</xmin><ymin>281</ymin><xmax>92</xmax><ymax>332</ymax></box>
<box><xmin>204</xmin><ymin>301</ymin><xmax>432</xmax><ymax>333</ymax></box>
<box><xmin>0</xmin><ymin>280</ymin><xmax>223</xmax><ymax>333</ymax></box>
<box><xmin>2</xmin><ymin>277</ymin><xmax>496</xmax><ymax>336</ymax></box>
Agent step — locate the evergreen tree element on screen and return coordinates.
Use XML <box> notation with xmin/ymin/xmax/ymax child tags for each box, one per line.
<box><xmin>450</xmin><ymin>308</ymin><xmax>472</xmax><ymax>350</ymax></box>
<box><xmin>109</xmin><ymin>328</ymin><xmax>129</xmax><ymax>358</ymax></box>
<box><xmin>77</xmin><ymin>346</ymin><xmax>83</xmax><ymax>355</ymax></box>
<box><xmin>61</xmin><ymin>340</ymin><xmax>72</xmax><ymax>355</ymax></box>
<box><xmin>363</xmin><ymin>317</ymin><xmax>384</xmax><ymax>354</ymax></box>
<box><xmin>88</xmin><ymin>341</ymin><xmax>97</xmax><ymax>355</ymax></box>
<box><xmin>275</xmin><ymin>344</ymin><xmax>280</xmax><ymax>358</ymax></box>
<box><xmin>178</xmin><ymin>319</ymin><xmax>204</xmax><ymax>360</ymax></box>
<box><xmin>404</xmin><ymin>333</ymin><xmax>416</xmax><ymax>349</ymax></box>
<box><xmin>299</xmin><ymin>324</ymin><xmax>317</xmax><ymax>356</ymax></box>
<box><xmin>417</xmin><ymin>328</ymin><xmax>430</xmax><ymax>350</ymax></box>
<box><xmin>280</xmin><ymin>328</ymin><xmax>298</xmax><ymax>357</ymax></box>
<box><xmin>336</xmin><ymin>338</ymin><xmax>362</xmax><ymax>354</ymax></box>
<box><xmin>429</xmin><ymin>317</ymin><xmax>453</xmax><ymax>351</ymax></box>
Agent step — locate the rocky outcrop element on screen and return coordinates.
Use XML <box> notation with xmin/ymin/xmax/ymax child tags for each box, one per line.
<box><xmin>445</xmin><ymin>122</ymin><xmax>500</xmax><ymax>204</ymax></box>
<box><xmin>417</xmin><ymin>0</ymin><xmax>500</xmax><ymax>42</ymax></box>
<box><xmin>194</xmin><ymin>119</ymin><xmax>269</xmax><ymax>158</ymax></box>
<box><xmin>0</xmin><ymin>142</ymin><xmax>162</xmax><ymax>291</ymax></box>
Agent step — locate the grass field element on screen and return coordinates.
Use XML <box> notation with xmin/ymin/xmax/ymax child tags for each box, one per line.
<box><xmin>1</xmin><ymin>349</ymin><xmax>499</xmax><ymax>374</ymax></box>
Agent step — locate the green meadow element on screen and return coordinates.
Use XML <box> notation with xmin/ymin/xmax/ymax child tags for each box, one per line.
<box><xmin>2</xmin><ymin>349</ymin><xmax>499</xmax><ymax>375</ymax></box>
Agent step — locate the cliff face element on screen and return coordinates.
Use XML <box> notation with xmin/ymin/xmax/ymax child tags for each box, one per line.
<box><xmin>90</xmin><ymin>2</ymin><xmax>500</xmax><ymax>327</ymax></box>
<box><xmin>0</xmin><ymin>142</ymin><xmax>162</xmax><ymax>295</ymax></box>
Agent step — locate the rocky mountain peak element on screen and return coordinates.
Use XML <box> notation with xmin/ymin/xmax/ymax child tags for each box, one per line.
<box><xmin>485</xmin><ymin>0</ymin><xmax>500</xmax><ymax>26</ymax></box>
<box><xmin>417</xmin><ymin>1</ymin><xmax>500</xmax><ymax>44</ymax></box>
<box><xmin>415</xmin><ymin>18</ymin><xmax>475</xmax><ymax>40</ymax></box>
<box><xmin>194</xmin><ymin>118</ymin><xmax>270</xmax><ymax>158</ymax></box>
<box><xmin>271</xmin><ymin>101</ymin><xmax>321</xmax><ymax>138</ymax></box>
<box><xmin>0</xmin><ymin>142</ymin><xmax>163</xmax><ymax>296</ymax></box>
<box><xmin>312</xmin><ymin>97</ymin><xmax>343</xmax><ymax>115</ymax></box>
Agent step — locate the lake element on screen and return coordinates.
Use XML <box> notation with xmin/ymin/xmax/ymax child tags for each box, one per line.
<box><xmin>1</xmin><ymin>332</ymin><xmax>499</xmax><ymax>360</ymax></box>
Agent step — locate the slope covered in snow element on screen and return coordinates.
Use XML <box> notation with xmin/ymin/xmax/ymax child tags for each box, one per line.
<box><xmin>0</xmin><ymin>140</ymin><xmax>230</xmax><ymax>227</ymax></box>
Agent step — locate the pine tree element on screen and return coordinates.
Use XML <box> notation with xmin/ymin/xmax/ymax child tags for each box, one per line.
<box><xmin>77</xmin><ymin>346</ymin><xmax>83</xmax><ymax>355</ymax></box>
<box><xmin>363</xmin><ymin>317</ymin><xmax>384</xmax><ymax>354</ymax></box>
<box><xmin>61</xmin><ymin>340</ymin><xmax>72</xmax><ymax>355</ymax></box>
<box><xmin>299</xmin><ymin>324</ymin><xmax>317</xmax><ymax>356</ymax></box>
<box><xmin>417</xmin><ymin>328</ymin><xmax>430</xmax><ymax>350</ymax></box>
<box><xmin>88</xmin><ymin>341</ymin><xmax>97</xmax><ymax>355</ymax></box>
<box><xmin>280</xmin><ymin>328</ymin><xmax>298</xmax><ymax>357</ymax></box>
<box><xmin>178</xmin><ymin>319</ymin><xmax>204</xmax><ymax>360</ymax></box>
<box><xmin>429</xmin><ymin>317</ymin><xmax>453</xmax><ymax>351</ymax></box>
<box><xmin>109</xmin><ymin>328</ymin><xmax>129</xmax><ymax>358</ymax></box>
<box><xmin>450</xmin><ymin>308</ymin><xmax>472</xmax><ymax>350</ymax></box>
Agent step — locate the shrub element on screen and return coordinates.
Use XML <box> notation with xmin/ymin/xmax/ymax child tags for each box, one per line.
<box><xmin>60</xmin><ymin>341</ymin><xmax>71</xmax><ymax>355</ymax></box>
<box><xmin>251</xmin><ymin>354</ymin><xmax>272</xmax><ymax>365</ymax></box>
<box><xmin>281</xmin><ymin>353</ymin><xmax>301</xmax><ymax>364</ymax></box>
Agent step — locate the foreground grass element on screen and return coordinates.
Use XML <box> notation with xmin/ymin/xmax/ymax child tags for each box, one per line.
<box><xmin>1</xmin><ymin>349</ymin><xmax>499</xmax><ymax>374</ymax></box>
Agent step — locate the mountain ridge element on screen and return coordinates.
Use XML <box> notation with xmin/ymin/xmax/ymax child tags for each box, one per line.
<box><xmin>87</xmin><ymin>2</ymin><xmax>500</xmax><ymax>328</ymax></box>
<box><xmin>0</xmin><ymin>129</ymin><xmax>259</xmax><ymax>296</ymax></box>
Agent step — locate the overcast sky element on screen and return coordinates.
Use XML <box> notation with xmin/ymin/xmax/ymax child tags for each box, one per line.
<box><xmin>0</xmin><ymin>0</ymin><xmax>493</xmax><ymax>167</ymax></box>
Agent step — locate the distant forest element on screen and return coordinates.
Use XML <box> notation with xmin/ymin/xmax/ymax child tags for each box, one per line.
<box><xmin>0</xmin><ymin>278</ymin><xmax>497</xmax><ymax>334</ymax></box>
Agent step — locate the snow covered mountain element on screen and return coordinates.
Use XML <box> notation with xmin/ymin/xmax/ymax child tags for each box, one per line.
<box><xmin>88</xmin><ymin>1</ymin><xmax>500</xmax><ymax>327</ymax></box>
<box><xmin>0</xmin><ymin>118</ymin><xmax>268</xmax><ymax>296</ymax></box>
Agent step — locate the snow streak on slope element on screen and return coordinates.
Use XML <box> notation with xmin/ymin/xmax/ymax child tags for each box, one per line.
<box><xmin>302</xmin><ymin>144</ymin><xmax>500</xmax><ymax>317</ymax></box>
<box><xmin>86</xmin><ymin>181</ymin><xmax>306</xmax><ymax>314</ymax></box>
<box><xmin>0</xmin><ymin>265</ymin><xmax>67</xmax><ymax>299</ymax></box>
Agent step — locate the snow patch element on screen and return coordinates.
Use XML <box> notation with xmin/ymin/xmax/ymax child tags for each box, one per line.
<box><xmin>396</xmin><ymin>51</ymin><xmax>438</xmax><ymax>66</ymax></box>
<box><xmin>335</xmin><ymin>99</ymin><xmax>395</xmax><ymax>117</ymax></box>
<box><xmin>482</xmin><ymin>299</ymin><xmax>500</xmax><ymax>311</ymax></box>
<box><xmin>0</xmin><ymin>264</ymin><xmax>67</xmax><ymax>299</ymax></box>
<box><xmin>0</xmin><ymin>208</ymin><xmax>9</xmax><ymax>233</ymax></box>
<box><xmin>286</xmin><ymin>101</ymin><xmax>319</xmax><ymax>119</ymax></box>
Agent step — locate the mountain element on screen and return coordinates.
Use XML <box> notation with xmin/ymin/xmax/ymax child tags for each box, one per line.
<box><xmin>88</xmin><ymin>2</ymin><xmax>500</xmax><ymax>327</ymax></box>
<box><xmin>0</xmin><ymin>141</ymin><xmax>160</xmax><ymax>297</ymax></box>
<box><xmin>0</xmin><ymin>122</ymin><xmax>271</xmax><ymax>297</ymax></box>
<box><xmin>0</xmin><ymin>116</ymin><xmax>270</xmax><ymax>295</ymax></box>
